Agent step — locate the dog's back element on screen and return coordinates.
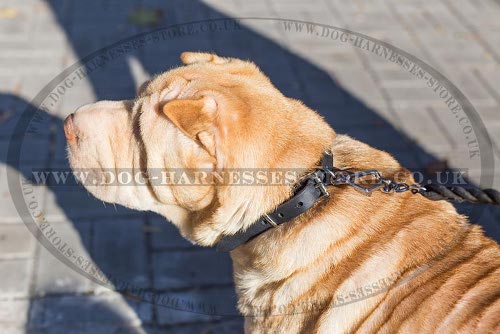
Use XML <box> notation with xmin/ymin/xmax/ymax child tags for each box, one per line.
<box><xmin>235</xmin><ymin>135</ymin><xmax>500</xmax><ymax>334</ymax></box>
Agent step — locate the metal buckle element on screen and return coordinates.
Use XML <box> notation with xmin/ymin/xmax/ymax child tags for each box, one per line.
<box><xmin>262</xmin><ymin>214</ymin><xmax>278</xmax><ymax>227</ymax></box>
<box><xmin>312</xmin><ymin>174</ymin><xmax>330</xmax><ymax>197</ymax></box>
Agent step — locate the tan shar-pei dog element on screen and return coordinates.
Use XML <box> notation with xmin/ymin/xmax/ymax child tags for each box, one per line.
<box><xmin>64</xmin><ymin>52</ymin><xmax>499</xmax><ymax>333</ymax></box>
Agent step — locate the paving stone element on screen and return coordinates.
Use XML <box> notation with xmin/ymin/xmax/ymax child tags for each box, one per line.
<box><xmin>0</xmin><ymin>75</ymin><xmax>21</xmax><ymax>94</ymax></box>
<box><xmin>145</xmin><ymin>319</ymin><xmax>244</xmax><ymax>334</ymax></box>
<box><xmin>28</xmin><ymin>324</ymin><xmax>146</xmax><ymax>334</ymax></box>
<box><xmin>0</xmin><ymin>258</ymin><xmax>32</xmax><ymax>298</ymax></box>
<box><xmin>317</xmin><ymin>103</ymin><xmax>392</xmax><ymax>129</ymax></box>
<box><xmin>34</xmin><ymin>220</ymin><xmax>94</xmax><ymax>296</ymax></box>
<box><xmin>155</xmin><ymin>287</ymin><xmax>238</xmax><ymax>326</ymax></box>
<box><xmin>487</xmin><ymin>123</ymin><xmax>500</xmax><ymax>147</ymax></box>
<box><xmin>0</xmin><ymin>299</ymin><xmax>29</xmax><ymax>330</ymax></box>
<box><xmin>0</xmin><ymin>136</ymin><xmax>49</xmax><ymax>164</ymax></box>
<box><xmin>346</xmin><ymin>127</ymin><xmax>414</xmax><ymax>153</ymax></box>
<box><xmin>0</xmin><ymin>164</ymin><xmax>47</xmax><ymax>224</ymax></box>
<box><xmin>396</xmin><ymin>107</ymin><xmax>454</xmax><ymax>153</ymax></box>
<box><xmin>329</xmin><ymin>69</ymin><xmax>386</xmax><ymax>102</ymax></box>
<box><xmin>0</xmin><ymin>51</ymin><xmax>64</xmax><ymax>78</ymax></box>
<box><xmin>0</xmin><ymin>4</ymin><xmax>33</xmax><ymax>43</ymax></box>
<box><xmin>148</xmin><ymin>215</ymin><xmax>195</xmax><ymax>250</ymax></box>
<box><xmin>153</xmin><ymin>249</ymin><xmax>233</xmax><ymax>290</ymax></box>
<box><xmin>0</xmin><ymin>224</ymin><xmax>35</xmax><ymax>259</ymax></box>
<box><xmin>422</xmin><ymin>106</ymin><xmax>475</xmax><ymax>147</ymax></box>
<box><xmin>92</xmin><ymin>217</ymin><xmax>149</xmax><ymax>289</ymax></box>
<box><xmin>1</xmin><ymin>0</ymin><xmax>500</xmax><ymax>332</ymax></box>
<box><xmin>450</xmin><ymin>71</ymin><xmax>497</xmax><ymax>106</ymax></box>
<box><xmin>28</xmin><ymin>292</ymin><xmax>149</xmax><ymax>330</ymax></box>
<box><xmin>18</xmin><ymin>73</ymin><xmax>65</xmax><ymax>104</ymax></box>
<box><xmin>0</xmin><ymin>325</ymin><xmax>25</xmax><ymax>334</ymax></box>
<box><xmin>475</xmin><ymin>106</ymin><xmax>500</xmax><ymax>127</ymax></box>
<box><xmin>0</xmin><ymin>93</ymin><xmax>53</xmax><ymax>137</ymax></box>
<box><xmin>128</xmin><ymin>298</ymin><xmax>154</xmax><ymax>324</ymax></box>
<box><xmin>385</xmin><ymin>86</ymin><xmax>443</xmax><ymax>103</ymax></box>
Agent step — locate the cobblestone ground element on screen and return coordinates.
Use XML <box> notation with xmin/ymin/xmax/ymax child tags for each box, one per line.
<box><xmin>1</xmin><ymin>0</ymin><xmax>499</xmax><ymax>333</ymax></box>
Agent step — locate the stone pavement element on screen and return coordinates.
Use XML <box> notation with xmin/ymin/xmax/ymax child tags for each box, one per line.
<box><xmin>0</xmin><ymin>0</ymin><xmax>499</xmax><ymax>332</ymax></box>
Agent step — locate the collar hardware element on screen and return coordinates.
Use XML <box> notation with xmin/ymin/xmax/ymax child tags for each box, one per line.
<box><xmin>216</xmin><ymin>151</ymin><xmax>335</xmax><ymax>251</ymax></box>
<box><xmin>215</xmin><ymin>150</ymin><xmax>500</xmax><ymax>251</ymax></box>
<box><xmin>312</xmin><ymin>173</ymin><xmax>330</xmax><ymax>197</ymax></box>
<box><xmin>262</xmin><ymin>214</ymin><xmax>278</xmax><ymax>227</ymax></box>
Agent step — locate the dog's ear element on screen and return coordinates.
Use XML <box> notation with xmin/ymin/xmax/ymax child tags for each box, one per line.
<box><xmin>180</xmin><ymin>52</ymin><xmax>229</xmax><ymax>65</ymax></box>
<box><xmin>180</xmin><ymin>52</ymin><xmax>264</xmax><ymax>79</ymax></box>
<box><xmin>162</xmin><ymin>96</ymin><xmax>219</xmax><ymax>156</ymax></box>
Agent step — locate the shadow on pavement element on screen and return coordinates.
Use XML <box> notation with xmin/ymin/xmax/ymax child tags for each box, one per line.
<box><xmin>0</xmin><ymin>0</ymin><xmax>498</xmax><ymax>332</ymax></box>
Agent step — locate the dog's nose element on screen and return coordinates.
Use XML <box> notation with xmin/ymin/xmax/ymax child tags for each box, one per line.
<box><xmin>64</xmin><ymin>113</ymin><xmax>76</xmax><ymax>141</ymax></box>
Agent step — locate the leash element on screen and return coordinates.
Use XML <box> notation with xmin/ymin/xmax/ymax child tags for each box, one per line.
<box><xmin>419</xmin><ymin>183</ymin><xmax>500</xmax><ymax>205</ymax></box>
<box><xmin>215</xmin><ymin>151</ymin><xmax>500</xmax><ymax>251</ymax></box>
<box><xmin>330</xmin><ymin>163</ymin><xmax>500</xmax><ymax>205</ymax></box>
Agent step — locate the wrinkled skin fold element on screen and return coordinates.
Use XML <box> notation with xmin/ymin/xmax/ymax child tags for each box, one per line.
<box><xmin>66</xmin><ymin>52</ymin><xmax>500</xmax><ymax>334</ymax></box>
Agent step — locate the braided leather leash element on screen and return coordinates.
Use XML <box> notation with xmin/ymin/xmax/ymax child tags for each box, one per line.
<box><xmin>328</xmin><ymin>168</ymin><xmax>500</xmax><ymax>205</ymax></box>
<box><xmin>419</xmin><ymin>184</ymin><xmax>500</xmax><ymax>205</ymax></box>
<box><xmin>321</xmin><ymin>151</ymin><xmax>500</xmax><ymax>206</ymax></box>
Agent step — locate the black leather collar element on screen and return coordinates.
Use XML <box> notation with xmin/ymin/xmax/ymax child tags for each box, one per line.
<box><xmin>216</xmin><ymin>147</ymin><xmax>468</xmax><ymax>250</ymax></box>
<box><xmin>216</xmin><ymin>151</ymin><xmax>334</xmax><ymax>251</ymax></box>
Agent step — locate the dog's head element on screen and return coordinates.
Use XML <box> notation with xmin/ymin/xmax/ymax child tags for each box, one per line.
<box><xmin>65</xmin><ymin>52</ymin><xmax>334</xmax><ymax>245</ymax></box>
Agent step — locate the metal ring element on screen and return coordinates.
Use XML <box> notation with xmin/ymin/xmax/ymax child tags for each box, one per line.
<box><xmin>394</xmin><ymin>183</ymin><xmax>410</xmax><ymax>193</ymax></box>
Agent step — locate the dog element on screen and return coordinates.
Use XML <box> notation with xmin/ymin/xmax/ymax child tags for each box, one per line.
<box><xmin>64</xmin><ymin>52</ymin><xmax>499</xmax><ymax>333</ymax></box>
